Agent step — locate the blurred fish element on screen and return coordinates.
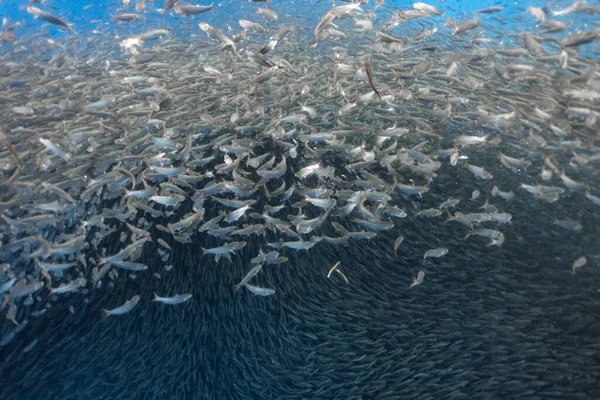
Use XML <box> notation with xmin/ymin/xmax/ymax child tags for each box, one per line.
<box><xmin>424</xmin><ymin>247</ymin><xmax>449</xmax><ymax>260</ymax></box>
<box><xmin>409</xmin><ymin>271</ymin><xmax>425</xmax><ymax>288</ymax></box>
<box><xmin>152</xmin><ymin>293</ymin><xmax>192</xmax><ymax>304</ymax></box>
<box><xmin>26</xmin><ymin>6</ymin><xmax>74</xmax><ymax>33</ymax></box>
<box><xmin>175</xmin><ymin>4</ymin><xmax>214</xmax><ymax>16</ymax></box>
<box><xmin>243</xmin><ymin>283</ymin><xmax>275</xmax><ymax>296</ymax></box>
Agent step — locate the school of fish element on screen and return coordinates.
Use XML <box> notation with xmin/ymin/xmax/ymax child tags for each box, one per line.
<box><xmin>0</xmin><ymin>0</ymin><xmax>599</xmax><ymax>371</ymax></box>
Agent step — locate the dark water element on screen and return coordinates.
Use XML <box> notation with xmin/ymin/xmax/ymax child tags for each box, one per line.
<box><xmin>2</xmin><ymin>164</ymin><xmax>599</xmax><ymax>399</ymax></box>
<box><xmin>1</xmin><ymin>0</ymin><xmax>600</xmax><ymax>399</ymax></box>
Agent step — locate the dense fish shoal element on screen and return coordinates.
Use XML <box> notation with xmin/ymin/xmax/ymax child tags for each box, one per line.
<box><xmin>0</xmin><ymin>0</ymin><xmax>599</xmax><ymax>398</ymax></box>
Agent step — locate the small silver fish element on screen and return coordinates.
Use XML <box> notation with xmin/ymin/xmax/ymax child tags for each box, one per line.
<box><xmin>152</xmin><ymin>293</ymin><xmax>192</xmax><ymax>304</ymax></box>
<box><xmin>243</xmin><ymin>283</ymin><xmax>275</xmax><ymax>296</ymax></box>
<box><xmin>409</xmin><ymin>271</ymin><xmax>425</xmax><ymax>288</ymax></box>
<box><xmin>572</xmin><ymin>256</ymin><xmax>587</xmax><ymax>274</ymax></box>
<box><xmin>393</xmin><ymin>235</ymin><xmax>405</xmax><ymax>254</ymax></box>
<box><xmin>49</xmin><ymin>277</ymin><xmax>86</xmax><ymax>295</ymax></box>
<box><xmin>423</xmin><ymin>247</ymin><xmax>449</xmax><ymax>260</ymax></box>
<box><xmin>466</xmin><ymin>163</ymin><xmax>493</xmax><ymax>180</ymax></box>
<box><xmin>103</xmin><ymin>295</ymin><xmax>140</xmax><ymax>317</ymax></box>
<box><xmin>234</xmin><ymin>264</ymin><xmax>263</xmax><ymax>292</ymax></box>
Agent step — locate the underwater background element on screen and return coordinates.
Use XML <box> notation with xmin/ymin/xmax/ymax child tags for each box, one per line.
<box><xmin>0</xmin><ymin>0</ymin><xmax>599</xmax><ymax>399</ymax></box>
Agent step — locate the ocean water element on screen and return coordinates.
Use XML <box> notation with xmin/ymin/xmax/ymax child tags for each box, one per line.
<box><xmin>0</xmin><ymin>0</ymin><xmax>599</xmax><ymax>399</ymax></box>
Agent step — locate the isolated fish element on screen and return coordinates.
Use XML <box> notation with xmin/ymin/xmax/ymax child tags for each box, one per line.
<box><xmin>102</xmin><ymin>295</ymin><xmax>140</xmax><ymax>317</ymax></box>
<box><xmin>423</xmin><ymin>247</ymin><xmax>449</xmax><ymax>260</ymax></box>
<box><xmin>175</xmin><ymin>4</ymin><xmax>213</xmax><ymax>16</ymax></box>
<box><xmin>152</xmin><ymin>293</ymin><xmax>192</xmax><ymax>304</ymax></box>
<box><xmin>243</xmin><ymin>283</ymin><xmax>275</xmax><ymax>296</ymax></box>
<box><xmin>26</xmin><ymin>6</ymin><xmax>74</xmax><ymax>32</ymax></box>
<box><xmin>409</xmin><ymin>271</ymin><xmax>425</xmax><ymax>288</ymax></box>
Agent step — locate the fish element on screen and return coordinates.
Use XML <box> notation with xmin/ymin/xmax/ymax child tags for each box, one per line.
<box><xmin>296</xmin><ymin>212</ymin><xmax>329</xmax><ymax>234</ymax></box>
<box><xmin>255</xmin><ymin>7</ymin><xmax>278</xmax><ymax>21</ymax></box>
<box><xmin>572</xmin><ymin>256</ymin><xmax>587</xmax><ymax>274</ymax></box>
<box><xmin>26</xmin><ymin>6</ymin><xmax>74</xmax><ymax>32</ymax></box>
<box><xmin>499</xmin><ymin>153</ymin><xmax>532</xmax><ymax>171</ymax></box>
<box><xmin>202</xmin><ymin>241</ymin><xmax>247</xmax><ymax>256</ymax></box>
<box><xmin>393</xmin><ymin>235</ymin><xmax>404</xmax><ymax>254</ymax></box>
<box><xmin>152</xmin><ymin>293</ymin><xmax>192</xmax><ymax>304</ymax></box>
<box><xmin>163</xmin><ymin>0</ymin><xmax>180</xmax><ymax>11</ymax></box>
<box><xmin>112</xmin><ymin>13</ymin><xmax>143</xmax><ymax>22</ymax></box>
<box><xmin>455</xmin><ymin>135</ymin><xmax>489</xmax><ymax>146</ymax></box>
<box><xmin>175</xmin><ymin>4</ymin><xmax>214</xmax><ymax>16</ymax></box>
<box><xmin>409</xmin><ymin>271</ymin><xmax>425</xmax><ymax>288</ymax></box>
<box><xmin>0</xmin><ymin>0</ymin><xmax>599</xmax><ymax>359</ymax></box>
<box><xmin>446</xmin><ymin>18</ymin><xmax>481</xmax><ymax>34</ymax></box>
<box><xmin>234</xmin><ymin>264</ymin><xmax>263</xmax><ymax>292</ymax></box>
<box><xmin>102</xmin><ymin>295</ymin><xmax>140</xmax><ymax>317</ymax></box>
<box><xmin>0</xmin><ymin>278</ymin><xmax>17</xmax><ymax>295</ymax></box>
<box><xmin>364</xmin><ymin>62</ymin><xmax>381</xmax><ymax>100</ymax></box>
<box><xmin>527</xmin><ymin>6</ymin><xmax>545</xmax><ymax>22</ymax></box>
<box><xmin>477</xmin><ymin>6</ymin><xmax>503</xmax><ymax>14</ymax></box>
<box><xmin>49</xmin><ymin>277</ymin><xmax>86</xmax><ymax>295</ymax></box>
<box><xmin>423</xmin><ymin>248</ymin><xmax>449</xmax><ymax>260</ymax></box>
<box><xmin>239</xmin><ymin>19</ymin><xmax>267</xmax><ymax>33</ymax></box>
<box><xmin>242</xmin><ymin>283</ymin><xmax>275</xmax><ymax>296</ymax></box>
<box><xmin>198</xmin><ymin>22</ymin><xmax>236</xmax><ymax>54</ymax></box>
<box><xmin>465</xmin><ymin>229</ymin><xmax>505</xmax><ymax>247</ymax></box>
<box><xmin>416</xmin><ymin>208</ymin><xmax>443</xmax><ymax>218</ymax></box>
<box><xmin>466</xmin><ymin>164</ymin><xmax>493</xmax><ymax>180</ymax></box>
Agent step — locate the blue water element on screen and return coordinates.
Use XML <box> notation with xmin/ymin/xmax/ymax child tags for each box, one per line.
<box><xmin>0</xmin><ymin>0</ymin><xmax>599</xmax><ymax>399</ymax></box>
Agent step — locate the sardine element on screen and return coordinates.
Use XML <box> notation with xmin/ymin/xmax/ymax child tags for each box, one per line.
<box><xmin>103</xmin><ymin>295</ymin><xmax>140</xmax><ymax>317</ymax></box>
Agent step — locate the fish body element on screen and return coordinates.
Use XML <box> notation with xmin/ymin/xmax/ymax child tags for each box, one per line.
<box><xmin>243</xmin><ymin>283</ymin><xmax>275</xmax><ymax>296</ymax></box>
<box><xmin>175</xmin><ymin>4</ymin><xmax>213</xmax><ymax>16</ymax></box>
<box><xmin>103</xmin><ymin>295</ymin><xmax>140</xmax><ymax>317</ymax></box>
<box><xmin>152</xmin><ymin>293</ymin><xmax>192</xmax><ymax>304</ymax></box>
<box><xmin>49</xmin><ymin>277</ymin><xmax>86</xmax><ymax>295</ymax></box>
<box><xmin>409</xmin><ymin>271</ymin><xmax>425</xmax><ymax>288</ymax></box>
<box><xmin>202</xmin><ymin>241</ymin><xmax>247</xmax><ymax>255</ymax></box>
<box><xmin>424</xmin><ymin>248</ymin><xmax>449</xmax><ymax>260</ymax></box>
<box><xmin>26</xmin><ymin>7</ymin><xmax>73</xmax><ymax>31</ymax></box>
<box><xmin>234</xmin><ymin>264</ymin><xmax>263</xmax><ymax>292</ymax></box>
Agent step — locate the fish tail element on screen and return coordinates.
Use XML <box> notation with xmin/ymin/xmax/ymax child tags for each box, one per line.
<box><xmin>101</xmin><ymin>309</ymin><xmax>111</xmax><ymax>318</ymax></box>
<box><xmin>152</xmin><ymin>293</ymin><xmax>159</xmax><ymax>302</ymax></box>
<box><xmin>201</xmin><ymin>247</ymin><xmax>207</xmax><ymax>256</ymax></box>
<box><xmin>67</xmin><ymin>24</ymin><xmax>78</xmax><ymax>37</ymax></box>
<box><xmin>233</xmin><ymin>284</ymin><xmax>241</xmax><ymax>292</ymax></box>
